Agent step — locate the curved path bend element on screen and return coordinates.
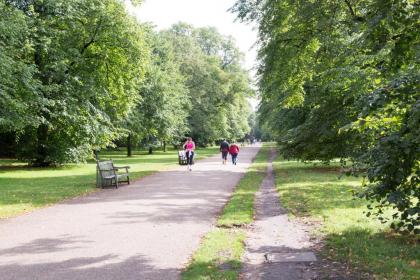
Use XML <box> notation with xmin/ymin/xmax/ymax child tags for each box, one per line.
<box><xmin>0</xmin><ymin>146</ymin><xmax>260</xmax><ymax>280</ymax></box>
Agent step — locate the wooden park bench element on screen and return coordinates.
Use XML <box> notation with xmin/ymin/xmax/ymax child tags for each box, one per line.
<box><xmin>96</xmin><ymin>160</ymin><xmax>130</xmax><ymax>188</ymax></box>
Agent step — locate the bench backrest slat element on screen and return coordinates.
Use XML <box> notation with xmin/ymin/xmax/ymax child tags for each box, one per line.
<box><xmin>97</xmin><ymin>160</ymin><xmax>115</xmax><ymax>177</ymax></box>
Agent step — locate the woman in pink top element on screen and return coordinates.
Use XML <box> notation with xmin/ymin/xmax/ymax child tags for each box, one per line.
<box><xmin>183</xmin><ymin>137</ymin><xmax>195</xmax><ymax>171</ymax></box>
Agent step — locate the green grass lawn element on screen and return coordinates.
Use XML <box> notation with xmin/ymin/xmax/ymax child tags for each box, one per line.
<box><xmin>182</xmin><ymin>145</ymin><xmax>271</xmax><ymax>280</ymax></box>
<box><xmin>0</xmin><ymin>147</ymin><xmax>219</xmax><ymax>219</ymax></box>
<box><xmin>217</xmin><ymin>146</ymin><xmax>270</xmax><ymax>227</ymax></box>
<box><xmin>182</xmin><ymin>229</ymin><xmax>246</xmax><ymax>280</ymax></box>
<box><xmin>273</xmin><ymin>159</ymin><xmax>420</xmax><ymax>279</ymax></box>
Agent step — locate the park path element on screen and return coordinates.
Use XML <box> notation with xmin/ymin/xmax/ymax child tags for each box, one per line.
<box><xmin>0</xmin><ymin>145</ymin><xmax>260</xmax><ymax>280</ymax></box>
<box><xmin>240</xmin><ymin>149</ymin><xmax>317</xmax><ymax>280</ymax></box>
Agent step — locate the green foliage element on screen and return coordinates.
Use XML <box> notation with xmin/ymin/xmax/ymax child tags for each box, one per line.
<box><xmin>162</xmin><ymin>23</ymin><xmax>253</xmax><ymax>145</ymax></box>
<box><xmin>0</xmin><ymin>1</ymin><xmax>41</xmax><ymax>130</ymax></box>
<box><xmin>1</xmin><ymin>0</ymin><xmax>149</xmax><ymax>165</ymax></box>
<box><xmin>233</xmin><ymin>0</ymin><xmax>419</xmax><ymax>232</ymax></box>
<box><xmin>355</xmin><ymin>72</ymin><xmax>419</xmax><ymax>233</ymax></box>
<box><xmin>1</xmin><ymin>1</ymin><xmax>254</xmax><ymax>165</ymax></box>
<box><xmin>127</xmin><ymin>31</ymin><xmax>189</xmax><ymax>146</ymax></box>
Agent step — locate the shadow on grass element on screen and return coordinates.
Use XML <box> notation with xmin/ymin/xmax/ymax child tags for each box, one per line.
<box><xmin>274</xmin><ymin>160</ymin><xmax>419</xmax><ymax>279</ymax></box>
<box><xmin>322</xmin><ymin>227</ymin><xmax>420</xmax><ymax>279</ymax></box>
<box><xmin>181</xmin><ymin>227</ymin><xmax>246</xmax><ymax>280</ymax></box>
<box><xmin>275</xmin><ymin>163</ymin><xmax>363</xmax><ymax>216</ymax></box>
<box><xmin>278</xmin><ymin>185</ymin><xmax>364</xmax><ymax>216</ymax></box>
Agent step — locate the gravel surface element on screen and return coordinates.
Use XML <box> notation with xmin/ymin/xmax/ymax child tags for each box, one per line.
<box><xmin>0</xmin><ymin>146</ymin><xmax>260</xmax><ymax>280</ymax></box>
<box><xmin>240</xmin><ymin>149</ymin><xmax>318</xmax><ymax>280</ymax></box>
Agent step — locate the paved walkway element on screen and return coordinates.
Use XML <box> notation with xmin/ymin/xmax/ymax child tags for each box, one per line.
<box><xmin>240</xmin><ymin>150</ymin><xmax>317</xmax><ymax>280</ymax></box>
<box><xmin>0</xmin><ymin>146</ymin><xmax>260</xmax><ymax>280</ymax></box>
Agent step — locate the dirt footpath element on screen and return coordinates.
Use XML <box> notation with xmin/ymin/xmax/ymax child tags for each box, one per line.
<box><xmin>0</xmin><ymin>146</ymin><xmax>260</xmax><ymax>280</ymax></box>
<box><xmin>241</xmin><ymin>149</ymin><xmax>318</xmax><ymax>280</ymax></box>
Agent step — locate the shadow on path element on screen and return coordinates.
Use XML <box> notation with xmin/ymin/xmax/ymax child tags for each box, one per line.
<box><xmin>0</xmin><ymin>147</ymin><xmax>261</xmax><ymax>280</ymax></box>
<box><xmin>0</xmin><ymin>253</ymin><xmax>177</xmax><ymax>280</ymax></box>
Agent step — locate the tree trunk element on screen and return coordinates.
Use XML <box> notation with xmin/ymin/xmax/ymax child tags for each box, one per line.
<box><xmin>163</xmin><ymin>141</ymin><xmax>167</xmax><ymax>152</ymax></box>
<box><xmin>34</xmin><ymin>124</ymin><xmax>50</xmax><ymax>167</ymax></box>
<box><xmin>148</xmin><ymin>146</ymin><xmax>153</xmax><ymax>154</ymax></box>
<box><xmin>33</xmin><ymin>12</ymin><xmax>50</xmax><ymax>167</ymax></box>
<box><xmin>94</xmin><ymin>150</ymin><xmax>99</xmax><ymax>160</ymax></box>
<box><xmin>127</xmin><ymin>133</ymin><xmax>132</xmax><ymax>157</ymax></box>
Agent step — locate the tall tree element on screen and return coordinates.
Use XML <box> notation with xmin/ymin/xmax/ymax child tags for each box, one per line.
<box><xmin>162</xmin><ymin>23</ymin><xmax>253</xmax><ymax>145</ymax></box>
<box><xmin>1</xmin><ymin>0</ymin><xmax>149</xmax><ymax>165</ymax></box>
<box><xmin>126</xmin><ymin>31</ymin><xmax>189</xmax><ymax>154</ymax></box>
<box><xmin>233</xmin><ymin>0</ymin><xmax>419</xmax><ymax>232</ymax></box>
<box><xmin>0</xmin><ymin>1</ymin><xmax>41</xmax><ymax>131</ymax></box>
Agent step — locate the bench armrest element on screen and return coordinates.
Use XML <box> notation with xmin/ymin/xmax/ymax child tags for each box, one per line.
<box><xmin>113</xmin><ymin>166</ymin><xmax>130</xmax><ymax>172</ymax></box>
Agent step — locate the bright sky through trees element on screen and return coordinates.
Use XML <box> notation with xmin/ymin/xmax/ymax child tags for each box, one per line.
<box><xmin>126</xmin><ymin>0</ymin><xmax>258</xmax><ymax>74</ymax></box>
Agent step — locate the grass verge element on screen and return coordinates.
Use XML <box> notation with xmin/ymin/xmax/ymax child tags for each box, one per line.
<box><xmin>0</xmin><ymin>147</ymin><xmax>219</xmax><ymax>219</ymax></box>
<box><xmin>273</xmin><ymin>158</ymin><xmax>419</xmax><ymax>279</ymax></box>
<box><xmin>217</xmin><ymin>146</ymin><xmax>270</xmax><ymax>227</ymax></box>
<box><xmin>182</xmin><ymin>145</ymin><xmax>271</xmax><ymax>280</ymax></box>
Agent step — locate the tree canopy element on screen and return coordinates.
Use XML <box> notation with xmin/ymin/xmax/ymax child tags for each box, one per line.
<box><xmin>232</xmin><ymin>0</ymin><xmax>419</xmax><ymax>233</ymax></box>
<box><xmin>1</xmin><ymin>1</ymin><xmax>254</xmax><ymax>163</ymax></box>
<box><xmin>161</xmin><ymin>23</ymin><xmax>253</xmax><ymax>145</ymax></box>
<box><xmin>1</xmin><ymin>0</ymin><xmax>150</xmax><ymax>165</ymax></box>
<box><xmin>126</xmin><ymin>31</ymin><xmax>189</xmax><ymax>152</ymax></box>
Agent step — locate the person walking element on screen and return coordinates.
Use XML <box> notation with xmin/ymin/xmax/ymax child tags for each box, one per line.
<box><xmin>220</xmin><ymin>139</ymin><xmax>230</xmax><ymax>165</ymax></box>
<box><xmin>183</xmin><ymin>137</ymin><xmax>195</xmax><ymax>171</ymax></box>
<box><xmin>229</xmin><ymin>142</ymin><xmax>240</xmax><ymax>165</ymax></box>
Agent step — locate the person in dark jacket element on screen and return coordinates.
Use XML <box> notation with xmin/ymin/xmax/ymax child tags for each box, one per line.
<box><xmin>220</xmin><ymin>139</ymin><xmax>230</xmax><ymax>165</ymax></box>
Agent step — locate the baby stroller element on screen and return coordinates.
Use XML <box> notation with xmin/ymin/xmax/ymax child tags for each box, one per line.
<box><xmin>178</xmin><ymin>150</ymin><xmax>195</xmax><ymax>165</ymax></box>
<box><xmin>178</xmin><ymin>150</ymin><xmax>188</xmax><ymax>165</ymax></box>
